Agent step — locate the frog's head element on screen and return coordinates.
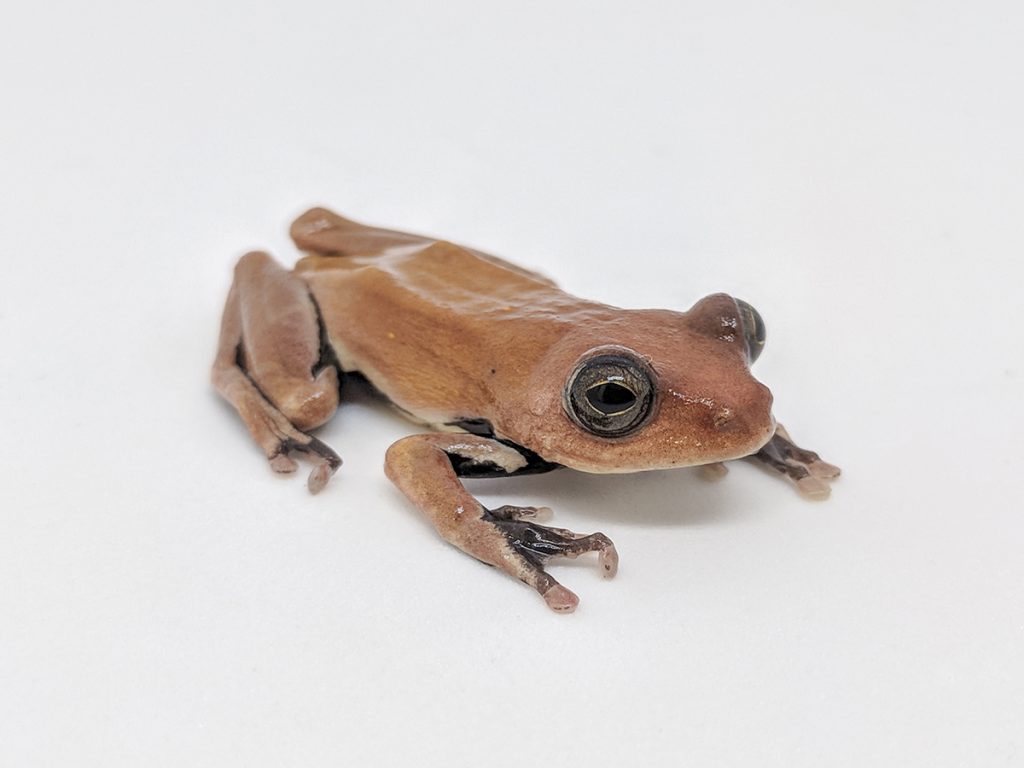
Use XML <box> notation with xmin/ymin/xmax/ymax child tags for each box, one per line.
<box><xmin>522</xmin><ymin>293</ymin><xmax>775</xmax><ymax>472</ymax></box>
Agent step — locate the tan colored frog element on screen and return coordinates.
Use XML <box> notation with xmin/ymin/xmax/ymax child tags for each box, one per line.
<box><xmin>213</xmin><ymin>208</ymin><xmax>839</xmax><ymax>612</ymax></box>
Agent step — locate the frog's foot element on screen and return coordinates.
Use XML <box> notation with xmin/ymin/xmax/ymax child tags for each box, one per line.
<box><xmin>748</xmin><ymin>423</ymin><xmax>840</xmax><ymax>499</ymax></box>
<box><xmin>214</xmin><ymin>361</ymin><xmax>342</xmax><ymax>494</ymax></box>
<box><xmin>385</xmin><ymin>433</ymin><xmax>617</xmax><ymax>613</ymax></box>
<box><xmin>490</xmin><ymin>505</ymin><xmax>617</xmax><ymax>595</ymax></box>
<box><xmin>267</xmin><ymin>430</ymin><xmax>343</xmax><ymax>494</ymax></box>
<box><xmin>214</xmin><ymin>362</ymin><xmax>343</xmax><ymax>493</ymax></box>
<box><xmin>483</xmin><ymin>506</ymin><xmax>618</xmax><ymax>612</ymax></box>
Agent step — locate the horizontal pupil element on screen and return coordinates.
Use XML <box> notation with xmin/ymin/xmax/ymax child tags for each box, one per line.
<box><xmin>586</xmin><ymin>382</ymin><xmax>637</xmax><ymax>414</ymax></box>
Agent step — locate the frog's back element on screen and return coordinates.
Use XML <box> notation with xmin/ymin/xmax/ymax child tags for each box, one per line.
<box><xmin>289</xmin><ymin>208</ymin><xmax>608</xmax><ymax>424</ymax></box>
<box><xmin>290</xmin><ymin>207</ymin><xmax>582</xmax><ymax>324</ymax></box>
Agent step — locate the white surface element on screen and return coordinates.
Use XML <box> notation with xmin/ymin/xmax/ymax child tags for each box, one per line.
<box><xmin>2</xmin><ymin>1</ymin><xmax>1022</xmax><ymax>765</ymax></box>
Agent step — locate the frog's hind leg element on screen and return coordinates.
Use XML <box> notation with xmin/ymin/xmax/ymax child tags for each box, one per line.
<box><xmin>290</xmin><ymin>206</ymin><xmax>560</xmax><ymax>287</ymax></box>
<box><xmin>212</xmin><ymin>251</ymin><xmax>342</xmax><ymax>493</ymax></box>
<box><xmin>384</xmin><ymin>433</ymin><xmax>618</xmax><ymax>613</ymax></box>
<box><xmin>747</xmin><ymin>423</ymin><xmax>841</xmax><ymax>499</ymax></box>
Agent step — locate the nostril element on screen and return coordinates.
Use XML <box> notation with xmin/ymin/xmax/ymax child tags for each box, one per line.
<box><xmin>713</xmin><ymin>408</ymin><xmax>734</xmax><ymax>429</ymax></box>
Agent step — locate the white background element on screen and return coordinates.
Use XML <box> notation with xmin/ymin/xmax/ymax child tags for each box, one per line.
<box><xmin>2</xmin><ymin>1</ymin><xmax>1022</xmax><ymax>765</ymax></box>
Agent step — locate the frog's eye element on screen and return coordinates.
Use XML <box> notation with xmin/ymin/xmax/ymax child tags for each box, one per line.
<box><xmin>735</xmin><ymin>299</ymin><xmax>766</xmax><ymax>364</ymax></box>
<box><xmin>564</xmin><ymin>352</ymin><xmax>656</xmax><ymax>437</ymax></box>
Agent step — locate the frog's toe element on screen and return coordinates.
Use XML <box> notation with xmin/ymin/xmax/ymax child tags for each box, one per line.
<box><xmin>599</xmin><ymin>542</ymin><xmax>619</xmax><ymax>578</ymax></box>
<box><xmin>807</xmin><ymin>459</ymin><xmax>841</xmax><ymax>480</ymax></box>
<box><xmin>796</xmin><ymin>475</ymin><xmax>832</xmax><ymax>500</ymax></box>
<box><xmin>307</xmin><ymin>461</ymin><xmax>336</xmax><ymax>495</ymax></box>
<box><xmin>542</xmin><ymin>584</ymin><xmax>580</xmax><ymax>613</ymax></box>
<box><xmin>269</xmin><ymin>453</ymin><xmax>299</xmax><ymax>473</ymax></box>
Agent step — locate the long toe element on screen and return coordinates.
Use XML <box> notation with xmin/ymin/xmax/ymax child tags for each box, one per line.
<box><xmin>543</xmin><ymin>584</ymin><xmax>580</xmax><ymax>613</ymax></box>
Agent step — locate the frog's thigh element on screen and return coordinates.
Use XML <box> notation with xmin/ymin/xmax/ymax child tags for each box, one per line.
<box><xmin>212</xmin><ymin>251</ymin><xmax>341</xmax><ymax>493</ymax></box>
<box><xmin>232</xmin><ymin>251</ymin><xmax>339</xmax><ymax>430</ymax></box>
<box><xmin>384</xmin><ymin>434</ymin><xmax>617</xmax><ymax>613</ymax></box>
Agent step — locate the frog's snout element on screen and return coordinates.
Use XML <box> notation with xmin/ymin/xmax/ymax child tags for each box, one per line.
<box><xmin>711</xmin><ymin>383</ymin><xmax>775</xmax><ymax>444</ymax></box>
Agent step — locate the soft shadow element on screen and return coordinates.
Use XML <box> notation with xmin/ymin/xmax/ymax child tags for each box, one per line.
<box><xmin>465</xmin><ymin>465</ymin><xmax>758</xmax><ymax>528</ymax></box>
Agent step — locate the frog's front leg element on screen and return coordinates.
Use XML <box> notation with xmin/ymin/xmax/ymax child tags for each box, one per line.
<box><xmin>747</xmin><ymin>423</ymin><xmax>841</xmax><ymax>499</ymax></box>
<box><xmin>212</xmin><ymin>251</ymin><xmax>342</xmax><ymax>492</ymax></box>
<box><xmin>385</xmin><ymin>434</ymin><xmax>618</xmax><ymax>613</ymax></box>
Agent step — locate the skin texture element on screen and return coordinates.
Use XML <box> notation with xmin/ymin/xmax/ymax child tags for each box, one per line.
<box><xmin>212</xmin><ymin>207</ymin><xmax>840</xmax><ymax>612</ymax></box>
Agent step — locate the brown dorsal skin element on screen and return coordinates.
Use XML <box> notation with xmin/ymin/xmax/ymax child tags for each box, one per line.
<box><xmin>289</xmin><ymin>207</ymin><xmax>776</xmax><ymax>473</ymax></box>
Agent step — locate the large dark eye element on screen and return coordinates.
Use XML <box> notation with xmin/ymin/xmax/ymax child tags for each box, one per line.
<box><xmin>735</xmin><ymin>299</ymin><xmax>767</xmax><ymax>363</ymax></box>
<box><xmin>564</xmin><ymin>351</ymin><xmax>656</xmax><ymax>437</ymax></box>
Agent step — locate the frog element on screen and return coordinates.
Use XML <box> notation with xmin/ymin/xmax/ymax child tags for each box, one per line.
<box><xmin>212</xmin><ymin>207</ymin><xmax>840</xmax><ymax>612</ymax></box>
